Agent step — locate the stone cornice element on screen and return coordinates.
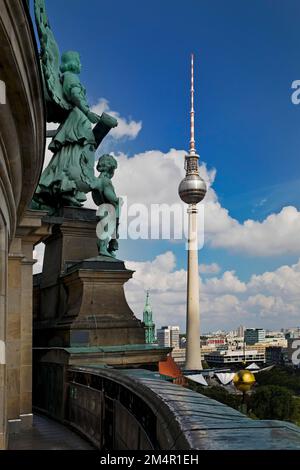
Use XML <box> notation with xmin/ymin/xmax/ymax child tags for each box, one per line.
<box><xmin>0</xmin><ymin>0</ymin><xmax>45</xmax><ymax>242</ymax></box>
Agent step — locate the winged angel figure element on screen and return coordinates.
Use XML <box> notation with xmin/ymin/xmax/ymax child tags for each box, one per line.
<box><xmin>32</xmin><ymin>0</ymin><xmax>118</xmax><ymax>214</ymax></box>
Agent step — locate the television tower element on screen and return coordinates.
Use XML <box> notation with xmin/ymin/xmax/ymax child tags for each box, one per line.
<box><xmin>178</xmin><ymin>54</ymin><xmax>207</xmax><ymax>370</ymax></box>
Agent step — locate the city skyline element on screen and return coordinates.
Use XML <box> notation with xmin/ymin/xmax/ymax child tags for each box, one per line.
<box><xmin>32</xmin><ymin>0</ymin><xmax>300</xmax><ymax>332</ymax></box>
<box><xmin>155</xmin><ymin>324</ymin><xmax>300</xmax><ymax>336</ymax></box>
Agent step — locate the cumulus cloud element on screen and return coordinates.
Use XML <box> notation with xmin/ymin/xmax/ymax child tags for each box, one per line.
<box><xmin>248</xmin><ymin>259</ymin><xmax>300</xmax><ymax>298</ymax></box>
<box><xmin>204</xmin><ymin>271</ymin><xmax>247</xmax><ymax>294</ymax></box>
<box><xmin>199</xmin><ymin>263</ymin><xmax>221</xmax><ymax>274</ymax></box>
<box><xmin>91</xmin><ymin>98</ymin><xmax>142</xmax><ymax>140</ymax></box>
<box><xmin>124</xmin><ymin>251</ymin><xmax>300</xmax><ymax>332</ymax></box>
<box><xmin>85</xmin><ymin>149</ymin><xmax>215</xmax><ymax>244</ymax></box>
<box><xmin>84</xmin><ymin>148</ymin><xmax>300</xmax><ymax>257</ymax></box>
<box><xmin>210</xmin><ymin>206</ymin><xmax>300</xmax><ymax>256</ymax></box>
<box><xmin>33</xmin><ymin>243</ymin><xmax>299</xmax><ymax>331</ymax></box>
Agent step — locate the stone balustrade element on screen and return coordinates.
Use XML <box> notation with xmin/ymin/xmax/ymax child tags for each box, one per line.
<box><xmin>33</xmin><ymin>365</ymin><xmax>300</xmax><ymax>450</ymax></box>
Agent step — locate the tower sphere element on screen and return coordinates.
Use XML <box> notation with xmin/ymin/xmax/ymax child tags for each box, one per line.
<box><xmin>178</xmin><ymin>173</ymin><xmax>207</xmax><ymax>204</ymax></box>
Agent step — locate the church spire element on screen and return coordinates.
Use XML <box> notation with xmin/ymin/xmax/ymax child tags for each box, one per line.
<box><xmin>143</xmin><ymin>291</ymin><xmax>156</xmax><ymax>344</ymax></box>
<box><xmin>145</xmin><ymin>290</ymin><xmax>150</xmax><ymax>307</ymax></box>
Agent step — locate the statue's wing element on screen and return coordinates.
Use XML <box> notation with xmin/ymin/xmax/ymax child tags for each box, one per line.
<box><xmin>34</xmin><ymin>0</ymin><xmax>71</xmax><ymax>122</ymax></box>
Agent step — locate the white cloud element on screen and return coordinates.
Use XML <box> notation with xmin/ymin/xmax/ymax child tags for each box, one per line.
<box><xmin>204</xmin><ymin>271</ymin><xmax>246</xmax><ymax>294</ymax></box>
<box><xmin>124</xmin><ymin>251</ymin><xmax>300</xmax><ymax>332</ymax></box>
<box><xmin>127</xmin><ymin>251</ymin><xmax>186</xmax><ymax>294</ymax></box>
<box><xmin>210</xmin><ymin>206</ymin><xmax>300</xmax><ymax>256</ymax></box>
<box><xmin>91</xmin><ymin>98</ymin><xmax>142</xmax><ymax>140</ymax></box>
<box><xmin>199</xmin><ymin>263</ymin><xmax>221</xmax><ymax>274</ymax></box>
<box><xmin>84</xmin><ymin>149</ymin><xmax>216</xmax><ymax>245</ymax></box>
<box><xmin>86</xmin><ymin>148</ymin><xmax>300</xmax><ymax>257</ymax></box>
<box><xmin>248</xmin><ymin>259</ymin><xmax>300</xmax><ymax>298</ymax></box>
<box><xmin>32</xmin><ymin>243</ymin><xmax>300</xmax><ymax>331</ymax></box>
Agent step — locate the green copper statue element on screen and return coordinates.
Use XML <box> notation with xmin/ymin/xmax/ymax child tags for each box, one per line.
<box><xmin>32</xmin><ymin>0</ymin><xmax>118</xmax><ymax>214</ymax></box>
<box><xmin>92</xmin><ymin>155</ymin><xmax>121</xmax><ymax>258</ymax></box>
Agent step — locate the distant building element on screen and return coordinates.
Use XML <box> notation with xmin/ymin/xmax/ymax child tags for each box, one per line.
<box><xmin>205</xmin><ymin>349</ymin><xmax>265</xmax><ymax>366</ymax></box>
<box><xmin>157</xmin><ymin>326</ymin><xmax>180</xmax><ymax>349</ymax></box>
<box><xmin>266</xmin><ymin>346</ymin><xmax>284</xmax><ymax>364</ymax></box>
<box><xmin>157</xmin><ymin>328</ymin><xmax>170</xmax><ymax>348</ymax></box>
<box><xmin>261</xmin><ymin>338</ymin><xmax>287</xmax><ymax>348</ymax></box>
<box><xmin>265</xmin><ymin>330</ymin><xmax>284</xmax><ymax>338</ymax></box>
<box><xmin>285</xmin><ymin>329</ymin><xmax>300</xmax><ymax>340</ymax></box>
<box><xmin>143</xmin><ymin>291</ymin><xmax>156</xmax><ymax>344</ymax></box>
<box><xmin>170</xmin><ymin>348</ymin><xmax>186</xmax><ymax>366</ymax></box>
<box><xmin>202</xmin><ymin>335</ymin><xmax>226</xmax><ymax>348</ymax></box>
<box><xmin>236</xmin><ymin>325</ymin><xmax>245</xmax><ymax>337</ymax></box>
<box><xmin>170</xmin><ymin>326</ymin><xmax>180</xmax><ymax>349</ymax></box>
<box><xmin>246</xmin><ymin>344</ymin><xmax>266</xmax><ymax>354</ymax></box>
<box><xmin>206</xmin><ymin>337</ymin><xmax>226</xmax><ymax>347</ymax></box>
<box><xmin>244</xmin><ymin>328</ymin><xmax>266</xmax><ymax>345</ymax></box>
<box><xmin>171</xmin><ymin>347</ymin><xmax>209</xmax><ymax>366</ymax></box>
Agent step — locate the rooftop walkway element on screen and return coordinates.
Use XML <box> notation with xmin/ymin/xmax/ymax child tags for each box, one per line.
<box><xmin>8</xmin><ymin>415</ymin><xmax>94</xmax><ymax>450</ymax></box>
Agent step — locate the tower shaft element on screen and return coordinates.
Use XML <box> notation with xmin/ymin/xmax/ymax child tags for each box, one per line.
<box><xmin>185</xmin><ymin>204</ymin><xmax>202</xmax><ymax>370</ymax></box>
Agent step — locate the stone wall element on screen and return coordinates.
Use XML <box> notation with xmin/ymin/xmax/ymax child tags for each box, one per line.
<box><xmin>0</xmin><ymin>0</ymin><xmax>45</xmax><ymax>448</ymax></box>
<box><xmin>0</xmin><ymin>215</ymin><xmax>8</xmax><ymax>448</ymax></box>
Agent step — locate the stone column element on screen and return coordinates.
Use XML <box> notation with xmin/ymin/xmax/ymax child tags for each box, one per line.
<box><xmin>185</xmin><ymin>204</ymin><xmax>202</xmax><ymax>370</ymax></box>
<box><xmin>19</xmin><ymin>241</ymin><xmax>36</xmax><ymax>429</ymax></box>
<box><xmin>6</xmin><ymin>239</ymin><xmax>23</xmax><ymax>433</ymax></box>
<box><xmin>5</xmin><ymin>210</ymin><xmax>51</xmax><ymax>434</ymax></box>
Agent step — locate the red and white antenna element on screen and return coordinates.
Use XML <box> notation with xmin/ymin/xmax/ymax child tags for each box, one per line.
<box><xmin>189</xmin><ymin>53</ymin><xmax>196</xmax><ymax>155</ymax></box>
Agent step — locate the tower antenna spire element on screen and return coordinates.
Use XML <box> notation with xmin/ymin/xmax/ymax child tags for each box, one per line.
<box><xmin>190</xmin><ymin>53</ymin><xmax>196</xmax><ymax>155</ymax></box>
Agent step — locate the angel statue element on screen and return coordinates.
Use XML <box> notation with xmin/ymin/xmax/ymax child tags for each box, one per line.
<box><xmin>92</xmin><ymin>154</ymin><xmax>122</xmax><ymax>258</ymax></box>
<box><xmin>31</xmin><ymin>0</ymin><xmax>118</xmax><ymax>215</ymax></box>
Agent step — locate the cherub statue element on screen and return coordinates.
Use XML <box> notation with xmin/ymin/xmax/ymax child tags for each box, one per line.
<box><xmin>92</xmin><ymin>155</ymin><xmax>121</xmax><ymax>258</ymax></box>
<box><xmin>31</xmin><ymin>0</ymin><xmax>118</xmax><ymax>215</ymax></box>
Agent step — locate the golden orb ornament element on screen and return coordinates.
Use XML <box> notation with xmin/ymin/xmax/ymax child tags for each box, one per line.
<box><xmin>233</xmin><ymin>370</ymin><xmax>256</xmax><ymax>393</ymax></box>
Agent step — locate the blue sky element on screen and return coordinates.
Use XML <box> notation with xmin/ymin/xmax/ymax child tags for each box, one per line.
<box><xmin>32</xmin><ymin>0</ymin><xmax>300</xmax><ymax>332</ymax></box>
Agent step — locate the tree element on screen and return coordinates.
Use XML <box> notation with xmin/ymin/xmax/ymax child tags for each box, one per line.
<box><xmin>255</xmin><ymin>366</ymin><xmax>300</xmax><ymax>395</ymax></box>
<box><xmin>249</xmin><ymin>385</ymin><xmax>296</xmax><ymax>421</ymax></box>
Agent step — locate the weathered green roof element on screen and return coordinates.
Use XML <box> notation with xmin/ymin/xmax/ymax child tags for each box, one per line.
<box><xmin>64</xmin><ymin>344</ymin><xmax>167</xmax><ymax>354</ymax></box>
